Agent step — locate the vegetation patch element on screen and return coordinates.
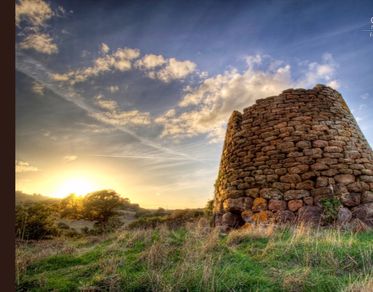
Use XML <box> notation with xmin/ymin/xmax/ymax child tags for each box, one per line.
<box><xmin>16</xmin><ymin>221</ymin><xmax>373</xmax><ymax>291</ymax></box>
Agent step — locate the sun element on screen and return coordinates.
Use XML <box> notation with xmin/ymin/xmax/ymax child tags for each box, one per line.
<box><xmin>53</xmin><ymin>177</ymin><xmax>99</xmax><ymax>198</ymax></box>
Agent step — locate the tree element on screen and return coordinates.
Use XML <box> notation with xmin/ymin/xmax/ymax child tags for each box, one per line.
<box><xmin>82</xmin><ymin>190</ymin><xmax>124</xmax><ymax>222</ymax></box>
<box><xmin>59</xmin><ymin>193</ymin><xmax>83</xmax><ymax>219</ymax></box>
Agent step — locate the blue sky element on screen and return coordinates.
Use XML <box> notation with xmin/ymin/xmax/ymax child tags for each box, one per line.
<box><xmin>16</xmin><ymin>0</ymin><xmax>373</xmax><ymax>208</ymax></box>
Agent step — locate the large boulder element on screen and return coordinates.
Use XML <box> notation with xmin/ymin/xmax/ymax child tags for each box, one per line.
<box><xmin>298</xmin><ymin>206</ymin><xmax>322</xmax><ymax>224</ymax></box>
<box><xmin>337</xmin><ymin>207</ymin><xmax>352</xmax><ymax>225</ymax></box>
<box><xmin>274</xmin><ymin>210</ymin><xmax>296</xmax><ymax>224</ymax></box>
<box><xmin>351</xmin><ymin>203</ymin><xmax>373</xmax><ymax>226</ymax></box>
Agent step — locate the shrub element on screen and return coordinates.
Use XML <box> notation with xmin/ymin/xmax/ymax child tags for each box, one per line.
<box><xmin>16</xmin><ymin>203</ymin><xmax>59</xmax><ymax>240</ymax></box>
<box><xmin>320</xmin><ymin>197</ymin><xmax>341</xmax><ymax>224</ymax></box>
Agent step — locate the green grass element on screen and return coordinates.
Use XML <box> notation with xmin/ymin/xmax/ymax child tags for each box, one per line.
<box><xmin>16</xmin><ymin>222</ymin><xmax>373</xmax><ymax>291</ymax></box>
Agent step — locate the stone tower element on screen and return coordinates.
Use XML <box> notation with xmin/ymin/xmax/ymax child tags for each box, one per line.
<box><xmin>213</xmin><ymin>84</ymin><xmax>373</xmax><ymax>229</ymax></box>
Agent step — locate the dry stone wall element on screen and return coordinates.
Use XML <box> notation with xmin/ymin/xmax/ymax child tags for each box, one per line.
<box><xmin>213</xmin><ymin>84</ymin><xmax>373</xmax><ymax>229</ymax></box>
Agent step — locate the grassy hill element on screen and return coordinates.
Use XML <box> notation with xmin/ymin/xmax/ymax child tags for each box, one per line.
<box><xmin>16</xmin><ymin>221</ymin><xmax>373</xmax><ymax>291</ymax></box>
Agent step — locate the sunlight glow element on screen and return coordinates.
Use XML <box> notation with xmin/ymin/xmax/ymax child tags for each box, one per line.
<box><xmin>52</xmin><ymin>177</ymin><xmax>100</xmax><ymax>198</ymax></box>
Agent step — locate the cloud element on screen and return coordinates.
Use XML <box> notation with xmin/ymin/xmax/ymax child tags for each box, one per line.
<box><xmin>16</xmin><ymin>0</ymin><xmax>63</xmax><ymax>55</ymax></box>
<box><xmin>100</xmin><ymin>43</ymin><xmax>110</xmax><ymax>54</ymax></box>
<box><xmin>16</xmin><ymin>160</ymin><xmax>39</xmax><ymax>173</ymax></box>
<box><xmin>16</xmin><ymin>0</ymin><xmax>53</xmax><ymax>27</ymax></box>
<box><xmin>32</xmin><ymin>81</ymin><xmax>45</xmax><ymax>95</ymax></box>
<box><xmin>19</xmin><ymin>33</ymin><xmax>58</xmax><ymax>54</ymax></box>
<box><xmin>108</xmin><ymin>85</ymin><xmax>119</xmax><ymax>93</ymax></box>
<box><xmin>16</xmin><ymin>52</ymin><xmax>196</xmax><ymax>161</ymax></box>
<box><xmin>63</xmin><ymin>155</ymin><xmax>78</xmax><ymax>162</ymax></box>
<box><xmin>51</xmin><ymin>47</ymin><xmax>141</xmax><ymax>84</ymax></box>
<box><xmin>149</xmin><ymin>58</ymin><xmax>196</xmax><ymax>82</ymax></box>
<box><xmin>136</xmin><ymin>54</ymin><xmax>166</xmax><ymax>69</ymax></box>
<box><xmin>156</xmin><ymin>53</ymin><xmax>339</xmax><ymax>143</ymax></box>
<box><xmin>51</xmin><ymin>47</ymin><xmax>197</xmax><ymax>84</ymax></box>
<box><xmin>95</xmin><ymin>95</ymin><xmax>118</xmax><ymax>111</ymax></box>
<box><xmin>297</xmin><ymin>53</ymin><xmax>339</xmax><ymax>89</ymax></box>
<box><xmin>91</xmin><ymin>95</ymin><xmax>151</xmax><ymax>126</ymax></box>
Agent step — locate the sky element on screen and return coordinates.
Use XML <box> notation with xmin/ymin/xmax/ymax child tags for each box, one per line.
<box><xmin>16</xmin><ymin>0</ymin><xmax>373</xmax><ymax>208</ymax></box>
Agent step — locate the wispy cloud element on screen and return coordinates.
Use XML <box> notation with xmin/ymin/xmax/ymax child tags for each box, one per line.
<box><xmin>52</xmin><ymin>47</ymin><xmax>197</xmax><ymax>84</ymax></box>
<box><xmin>63</xmin><ymin>155</ymin><xmax>78</xmax><ymax>162</ymax></box>
<box><xmin>31</xmin><ymin>81</ymin><xmax>45</xmax><ymax>95</ymax></box>
<box><xmin>51</xmin><ymin>47</ymin><xmax>140</xmax><ymax>84</ymax></box>
<box><xmin>92</xmin><ymin>95</ymin><xmax>151</xmax><ymax>126</ymax></box>
<box><xmin>100</xmin><ymin>43</ymin><xmax>110</xmax><ymax>54</ymax></box>
<box><xmin>107</xmin><ymin>85</ymin><xmax>119</xmax><ymax>93</ymax></box>
<box><xmin>16</xmin><ymin>160</ymin><xmax>39</xmax><ymax>173</ymax></box>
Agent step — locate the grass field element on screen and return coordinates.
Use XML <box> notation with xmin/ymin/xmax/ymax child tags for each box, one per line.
<box><xmin>16</xmin><ymin>220</ymin><xmax>373</xmax><ymax>292</ymax></box>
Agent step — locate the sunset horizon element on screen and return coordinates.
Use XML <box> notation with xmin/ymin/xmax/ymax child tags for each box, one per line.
<box><xmin>16</xmin><ymin>0</ymin><xmax>373</xmax><ymax>209</ymax></box>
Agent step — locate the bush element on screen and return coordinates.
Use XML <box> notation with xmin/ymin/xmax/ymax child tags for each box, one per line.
<box><xmin>16</xmin><ymin>203</ymin><xmax>59</xmax><ymax>240</ymax></box>
<box><xmin>320</xmin><ymin>197</ymin><xmax>341</xmax><ymax>224</ymax></box>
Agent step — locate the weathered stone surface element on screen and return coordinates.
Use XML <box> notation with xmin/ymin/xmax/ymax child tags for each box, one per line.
<box><xmin>298</xmin><ymin>206</ymin><xmax>322</xmax><ymax>224</ymax></box>
<box><xmin>303</xmin><ymin>196</ymin><xmax>314</xmax><ymax>205</ymax></box>
<box><xmin>361</xmin><ymin>191</ymin><xmax>373</xmax><ymax>203</ymax></box>
<box><xmin>351</xmin><ymin>203</ymin><xmax>373</xmax><ymax>225</ymax></box>
<box><xmin>268</xmin><ymin>199</ymin><xmax>287</xmax><ymax>211</ymax></box>
<box><xmin>260</xmin><ymin>188</ymin><xmax>283</xmax><ymax>199</ymax></box>
<box><xmin>313</xmin><ymin>140</ymin><xmax>328</xmax><ymax>148</ymax></box>
<box><xmin>340</xmin><ymin>193</ymin><xmax>361</xmax><ymax>207</ymax></box>
<box><xmin>284</xmin><ymin>190</ymin><xmax>310</xmax><ymax>200</ymax></box>
<box><xmin>280</xmin><ymin>174</ymin><xmax>301</xmax><ymax>183</ymax></box>
<box><xmin>246</xmin><ymin>188</ymin><xmax>259</xmax><ymax>198</ymax></box>
<box><xmin>334</xmin><ymin>174</ymin><xmax>355</xmax><ymax>185</ymax></box>
<box><xmin>223</xmin><ymin>197</ymin><xmax>253</xmax><ymax>212</ymax></box>
<box><xmin>296</xmin><ymin>180</ymin><xmax>314</xmax><ymax>190</ymax></box>
<box><xmin>289</xmin><ymin>165</ymin><xmax>309</xmax><ymax>174</ymax></box>
<box><xmin>348</xmin><ymin>218</ymin><xmax>369</xmax><ymax>232</ymax></box>
<box><xmin>296</xmin><ymin>141</ymin><xmax>311</xmax><ymax>149</ymax></box>
<box><xmin>311</xmin><ymin>163</ymin><xmax>329</xmax><ymax>171</ymax></box>
<box><xmin>360</xmin><ymin>175</ymin><xmax>373</xmax><ymax>183</ymax></box>
<box><xmin>241</xmin><ymin>210</ymin><xmax>254</xmax><ymax>223</ymax></box>
<box><xmin>337</xmin><ymin>207</ymin><xmax>352</xmax><ymax>225</ymax></box>
<box><xmin>252</xmin><ymin>210</ymin><xmax>273</xmax><ymax>224</ymax></box>
<box><xmin>324</xmin><ymin>146</ymin><xmax>343</xmax><ymax>153</ymax></box>
<box><xmin>274</xmin><ymin>210</ymin><xmax>296</xmax><ymax>224</ymax></box>
<box><xmin>316</xmin><ymin>177</ymin><xmax>329</xmax><ymax>187</ymax></box>
<box><xmin>213</xmin><ymin>85</ymin><xmax>373</xmax><ymax>228</ymax></box>
<box><xmin>288</xmin><ymin>199</ymin><xmax>303</xmax><ymax>211</ymax></box>
<box><xmin>252</xmin><ymin>197</ymin><xmax>267</xmax><ymax>212</ymax></box>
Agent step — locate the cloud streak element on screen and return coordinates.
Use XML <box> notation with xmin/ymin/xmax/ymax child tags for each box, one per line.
<box><xmin>16</xmin><ymin>52</ymin><xmax>199</xmax><ymax>162</ymax></box>
<box><xmin>16</xmin><ymin>160</ymin><xmax>39</xmax><ymax>173</ymax></box>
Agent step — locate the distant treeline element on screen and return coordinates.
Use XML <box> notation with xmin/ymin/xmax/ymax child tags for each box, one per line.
<box><xmin>15</xmin><ymin>190</ymin><xmax>214</xmax><ymax>240</ymax></box>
